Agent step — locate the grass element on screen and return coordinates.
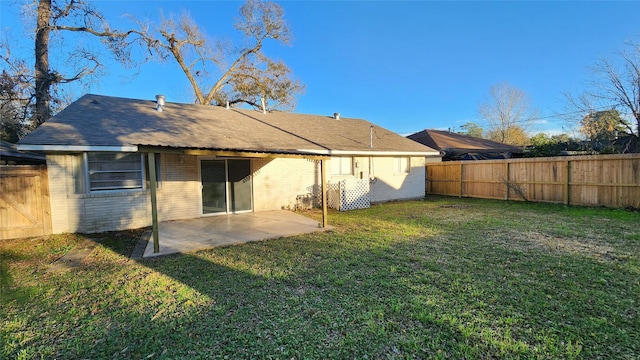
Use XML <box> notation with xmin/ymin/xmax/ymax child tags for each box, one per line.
<box><xmin>1</xmin><ymin>195</ymin><xmax>639</xmax><ymax>359</ymax></box>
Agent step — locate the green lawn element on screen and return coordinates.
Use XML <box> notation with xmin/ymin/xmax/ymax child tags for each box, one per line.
<box><xmin>2</xmin><ymin>196</ymin><xmax>639</xmax><ymax>359</ymax></box>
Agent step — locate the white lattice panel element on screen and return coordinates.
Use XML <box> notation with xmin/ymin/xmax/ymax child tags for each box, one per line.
<box><xmin>339</xmin><ymin>179</ymin><xmax>370</xmax><ymax>211</ymax></box>
<box><xmin>327</xmin><ymin>182</ymin><xmax>341</xmax><ymax>210</ymax></box>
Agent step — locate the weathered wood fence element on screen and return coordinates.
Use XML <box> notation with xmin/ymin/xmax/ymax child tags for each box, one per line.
<box><xmin>426</xmin><ymin>154</ymin><xmax>640</xmax><ymax>209</ymax></box>
<box><xmin>0</xmin><ymin>165</ymin><xmax>52</xmax><ymax>240</ymax></box>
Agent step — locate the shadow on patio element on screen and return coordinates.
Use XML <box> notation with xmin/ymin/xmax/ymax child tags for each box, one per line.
<box><xmin>140</xmin><ymin>210</ymin><xmax>331</xmax><ymax>257</ymax></box>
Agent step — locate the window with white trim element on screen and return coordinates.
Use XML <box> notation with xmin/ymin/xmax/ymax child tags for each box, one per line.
<box><xmin>331</xmin><ymin>156</ymin><xmax>353</xmax><ymax>175</ymax></box>
<box><xmin>87</xmin><ymin>152</ymin><xmax>144</xmax><ymax>191</ymax></box>
<box><xmin>394</xmin><ymin>156</ymin><xmax>410</xmax><ymax>174</ymax></box>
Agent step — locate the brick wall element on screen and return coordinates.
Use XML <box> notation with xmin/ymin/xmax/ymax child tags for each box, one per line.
<box><xmin>71</xmin><ymin>191</ymin><xmax>150</xmax><ymax>232</ymax></box>
<box><xmin>324</xmin><ymin>156</ymin><xmax>426</xmax><ymax>203</ymax></box>
<box><xmin>251</xmin><ymin>156</ymin><xmax>427</xmax><ymax>211</ymax></box>
<box><xmin>155</xmin><ymin>153</ymin><xmax>201</xmax><ymax>222</ymax></box>
<box><xmin>252</xmin><ymin>158</ymin><xmax>320</xmax><ymax>211</ymax></box>
<box><xmin>46</xmin><ymin>153</ymin><xmax>202</xmax><ymax>233</ymax></box>
<box><xmin>369</xmin><ymin>156</ymin><xmax>426</xmax><ymax>203</ymax></box>
<box><xmin>46</xmin><ymin>154</ymin><xmax>73</xmax><ymax>233</ymax></box>
<box><xmin>46</xmin><ymin>153</ymin><xmax>428</xmax><ymax>234</ymax></box>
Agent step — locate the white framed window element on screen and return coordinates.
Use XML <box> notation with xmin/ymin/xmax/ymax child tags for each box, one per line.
<box><xmin>87</xmin><ymin>152</ymin><xmax>144</xmax><ymax>191</ymax></box>
<box><xmin>331</xmin><ymin>156</ymin><xmax>353</xmax><ymax>175</ymax></box>
<box><xmin>394</xmin><ymin>156</ymin><xmax>410</xmax><ymax>174</ymax></box>
<box><xmin>77</xmin><ymin>152</ymin><xmax>161</xmax><ymax>193</ymax></box>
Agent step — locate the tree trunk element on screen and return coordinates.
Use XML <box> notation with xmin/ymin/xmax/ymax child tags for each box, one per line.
<box><xmin>35</xmin><ymin>0</ymin><xmax>51</xmax><ymax>126</ymax></box>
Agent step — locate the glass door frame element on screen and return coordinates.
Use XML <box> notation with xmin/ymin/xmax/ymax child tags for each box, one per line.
<box><xmin>199</xmin><ymin>157</ymin><xmax>254</xmax><ymax>216</ymax></box>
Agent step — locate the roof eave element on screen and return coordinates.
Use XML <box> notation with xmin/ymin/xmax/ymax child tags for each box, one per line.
<box><xmin>17</xmin><ymin>144</ymin><xmax>139</xmax><ymax>152</ymax></box>
<box><xmin>16</xmin><ymin>144</ymin><xmax>442</xmax><ymax>158</ymax></box>
<box><xmin>298</xmin><ymin>149</ymin><xmax>441</xmax><ymax>156</ymax></box>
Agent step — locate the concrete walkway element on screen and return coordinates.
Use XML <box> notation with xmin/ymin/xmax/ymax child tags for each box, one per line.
<box><xmin>48</xmin><ymin>238</ymin><xmax>101</xmax><ymax>272</ymax></box>
<box><xmin>142</xmin><ymin>210</ymin><xmax>331</xmax><ymax>258</ymax></box>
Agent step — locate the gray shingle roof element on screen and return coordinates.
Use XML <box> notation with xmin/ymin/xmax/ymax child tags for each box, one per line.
<box><xmin>20</xmin><ymin>94</ymin><xmax>438</xmax><ymax>155</ymax></box>
<box><xmin>0</xmin><ymin>142</ymin><xmax>46</xmax><ymax>164</ymax></box>
<box><xmin>408</xmin><ymin>129</ymin><xmax>523</xmax><ymax>154</ymax></box>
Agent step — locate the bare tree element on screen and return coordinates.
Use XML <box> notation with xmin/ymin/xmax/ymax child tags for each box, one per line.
<box><xmin>31</xmin><ymin>0</ymin><xmax>135</xmax><ymax>126</ymax></box>
<box><xmin>565</xmin><ymin>40</ymin><xmax>640</xmax><ymax>140</ymax></box>
<box><xmin>1</xmin><ymin>39</ymin><xmax>35</xmax><ymax>142</ymax></box>
<box><xmin>478</xmin><ymin>82</ymin><xmax>538</xmax><ymax>146</ymax></box>
<box><xmin>134</xmin><ymin>0</ymin><xmax>304</xmax><ymax>111</ymax></box>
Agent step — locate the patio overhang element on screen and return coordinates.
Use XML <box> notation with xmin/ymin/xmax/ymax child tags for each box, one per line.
<box><xmin>136</xmin><ymin>145</ymin><xmax>330</xmax><ymax>254</ymax></box>
<box><xmin>137</xmin><ymin>145</ymin><xmax>331</xmax><ymax>160</ymax></box>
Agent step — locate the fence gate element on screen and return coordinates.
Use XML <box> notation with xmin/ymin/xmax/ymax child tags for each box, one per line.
<box><xmin>0</xmin><ymin>166</ymin><xmax>52</xmax><ymax>240</ymax></box>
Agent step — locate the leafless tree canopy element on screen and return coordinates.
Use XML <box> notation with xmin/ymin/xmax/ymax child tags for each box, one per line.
<box><xmin>565</xmin><ymin>39</ymin><xmax>640</xmax><ymax>139</ymax></box>
<box><xmin>133</xmin><ymin>0</ymin><xmax>304</xmax><ymax>111</ymax></box>
<box><xmin>478</xmin><ymin>82</ymin><xmax>538</xmax><ymax>146</ymax></box>
<box><xmin>5</xmin><ymin>0</ymin><xmax>303</xmax><ymax>139</ymax></box>
<box><xmin>1</xmin><ymin>41</ymin><xmax>34</xmax><ymax>142</ymax></box>
<box><xmin>32</xmin><ymin>0</ymin><xmax>136</xmax><ymax>126</ymax></box>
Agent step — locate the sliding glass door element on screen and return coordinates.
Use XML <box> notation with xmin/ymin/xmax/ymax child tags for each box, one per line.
<box><xmin>201</xmin><ymin>160</ymin><xmax>227</xmax><ymax>214</ymax></box>
<box><xmin>201</xmin><ymin>159</ymin><xmax>252</xmax><ymax>214</ymax></box>
<box><xmin>227</xmin><ymin>159</ymin><xmax>252</xmax><ymax>212</ymax></box>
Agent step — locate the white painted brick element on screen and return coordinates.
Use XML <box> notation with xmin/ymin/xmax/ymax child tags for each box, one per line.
<box><xmin>46</xmin><ymin>153</ymin><xmax>428</xmax><ymax>234</ymax></box>
<box><xmin>370</xmin><ymin>156</ymin><xmax>426</xmax><ymax>202</ymax></box>
<box><xmin>252</xmin><ymin>158</ymin><xmax>320</xmax><ymax>211</ymax></box>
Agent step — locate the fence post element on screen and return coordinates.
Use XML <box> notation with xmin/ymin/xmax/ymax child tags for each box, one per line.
<box><xmin>459</xmin><ymin>162</ymin><xmax>463</xmax><ymax>197</ymax></box>
<box><xmin>425</xmin><ymin>166</ymin><xmax>429</xmax><ymax>195</ymax></box>
<box><xmin>505</xmin><ymin>161</ymin><xmax>510</xmax><ymax>200</ymax></box>
<box><xmin>564</xmin><ymin>160</ymin><xmax>571</xmax><ymax>205</ymax></box>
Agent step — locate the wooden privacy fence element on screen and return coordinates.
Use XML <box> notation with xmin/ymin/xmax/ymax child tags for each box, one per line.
<box><xmin>0</xmin><ymin>165</ymin><xmax>52</xmax><ymax>240</ymax></box>
<box><xmin>426</xmin><ymin>154</ymin><xmax>640</xmax><ymax>209</ymax></box>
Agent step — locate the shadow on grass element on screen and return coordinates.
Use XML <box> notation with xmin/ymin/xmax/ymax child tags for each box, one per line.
<box><xmin>119</xmin><ymin>207</ymin><xmax>638</xmax><ymax>358</ymax></box>
<box><xmin>48</xmin><ymin>217</ymin><xmax>475</xmax><ymax>358</ymax></box>
<box><xmin>3</xmin><ymin>200</ymin><xmax>639</xmax><ymax>359</ymax></box>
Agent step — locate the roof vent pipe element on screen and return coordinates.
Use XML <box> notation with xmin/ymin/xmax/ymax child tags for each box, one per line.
<box><xmin>261</xmin><ymin>97</ymin><xmax>267</xmax><ymax>114</ymax></box>
<box><xmin>334</xmin><ymin>112</ymin><xmax>340</xmax><ymax>120</ymax></box>
<box><xmin>226</xmin><ymin>100</ymin><xmax>230</xmax><ymax>109</ymax></box>
<box><xmin>155</xmin><ymin>94</ymin><xmax>166</xmax><ymax>112</ymax></box>
<box><xmin>370</xmin><ymin>125</ymin><xmax>374</xmax><ymax>148</ymax></box>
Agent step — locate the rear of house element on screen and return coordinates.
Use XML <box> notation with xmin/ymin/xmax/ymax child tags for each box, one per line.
<box><xmin>19</xmin><ymin>94</ymin><xmax>441</xmax><ymax>234</ymax></box>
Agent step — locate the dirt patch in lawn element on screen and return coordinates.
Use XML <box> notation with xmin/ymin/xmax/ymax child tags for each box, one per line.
<box><xmin>439</xmin><ymin>204</ymin><xmax>472</xmax><ymax>209</ymax></box>
<box><xmin>495</xmin><ymin>230</ymin><xmax>631</xmax><ymax>261</ymax></box>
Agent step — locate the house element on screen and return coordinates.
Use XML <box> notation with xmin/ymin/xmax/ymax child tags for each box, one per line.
<box><xmin>0</xmin><ymin>142</ymin><xmax>46</xmax><ymax>165</ymax></box>
<box><xmin>612</xmin><ymin>135</ymin><xmax>640</xmax><ymax>154</ymax></box>
<box><xmin>407</xmin><ymin>129</ymin><xmax>524</xmax><ymax>160</ymax></box>
<box><xmin>18</xmin><ymin>94</ymin><xmax>441</xmax><ymax>235</ymax></box>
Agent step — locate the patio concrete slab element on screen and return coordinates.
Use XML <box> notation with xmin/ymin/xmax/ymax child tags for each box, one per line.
<box><xmin>142</xmin><ymin>210</ymin><xmax>331</xmax><ymax>257</ymax></box>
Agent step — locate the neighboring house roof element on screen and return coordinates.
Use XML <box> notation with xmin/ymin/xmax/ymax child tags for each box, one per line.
<box><xmin>612</xmin><ymin>135</ymin><xmax>640</xmax><ymax>154</ymax></box>
<box><xmin>18</xmin><ymin>94</ymin><xmax>439</xmax><ymax>157</ymax></box>
<box><xmin>407</xmin><ymin>129</ymin><xmax>523</xmax><ymax>160</ymax></box>
<box><xmin>0</xmin><ymin>141</ymin><xmax>46</xmax><ymax>165</ymax></box>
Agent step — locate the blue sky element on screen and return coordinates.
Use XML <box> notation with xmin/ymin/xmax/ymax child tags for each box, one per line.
<box><xmin>2</xmin><ymin>0</ymin><xmax>639</xmax><ymax>136</ymax></box>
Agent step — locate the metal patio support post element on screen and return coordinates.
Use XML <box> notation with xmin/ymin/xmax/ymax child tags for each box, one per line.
<box><xmin>148</xmin><ymin>152</ymin><xmax>160</xmax><ymax>253</ymax></box>
<box><xmin>321</xmin><ymin>159</ymin><xmax>328</xmax><ymax>227</ymax></box>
